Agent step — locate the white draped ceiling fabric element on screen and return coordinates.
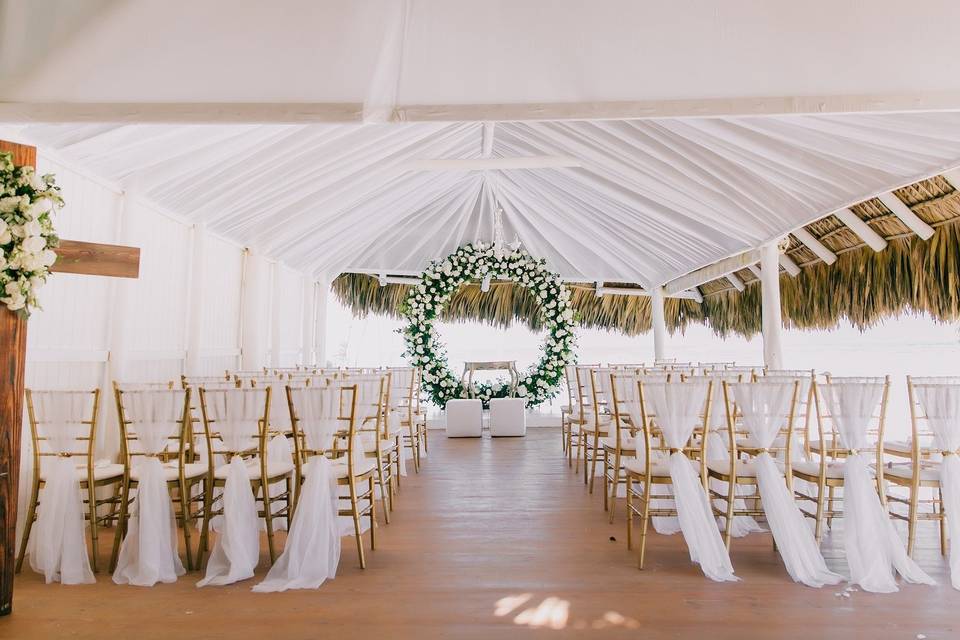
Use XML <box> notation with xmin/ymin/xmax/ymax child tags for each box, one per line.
<box><xmin>2</xmin><ymin>0</ymin><xmax>960</xmax><ymax>289</ymax></box>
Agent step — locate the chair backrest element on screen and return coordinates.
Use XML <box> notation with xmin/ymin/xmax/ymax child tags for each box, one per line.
<box><xmin>197</xmin><ymin>386</ymin><xmax>271</xmax><ymax>466</ymax></box>
<box><xmin>608</xmin><ymin>372</ymin><xmax>643</xmax><ymax>449</ymax></box>
<box><xmin>907</xmin><ymin>376</ymin><xmax>960</xmax><ymax>460</ymax></box>
<box><xmin>724</xmin><ymin>380</ymin><xmax>799</xmax><ymax>465</ymax></box>
<box><xmin>287</xmin><ymin>382</ymin><xmax>358</xmax><ymax>473</ymax></box>
<box><xmin>638</xmin><ymin>379</ymin><xmax>712</xmax><ymax>463</ymax></box>
<box><xmin>115</xmin><ymin>381</ymin><xmax>177</xmax><ymax>391</ymax></box>
<box><xmin>25</xmin><ymin>389</ymin><xmax>101</xmax><ymax>471</ymax></box>
<box><xmin>115</xmin><ymin>387</ymin><xmax>191</xmax><ymax>467</ymax></box>
<box><xmin>762</xmin><ymin>373</ymin><xmax>815</xmax><ymax>455</ymax></box>
<box><xmin>815</xmin><ymin>375</ymin><xmax>889</xmax><ymax>461</ymax></box>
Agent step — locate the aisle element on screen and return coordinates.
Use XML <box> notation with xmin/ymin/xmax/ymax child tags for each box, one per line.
<box><xmin>5</xmin><ymin>430</ymin><xmax>956</xmax><ymax>639</ymax></box>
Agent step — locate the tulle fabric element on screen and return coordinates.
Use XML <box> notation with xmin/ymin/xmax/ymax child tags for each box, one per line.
<box><xmin>27</xmin><ymin>392</ymin><xmax>95</xmax><ymax>585</ymax></box>
<box><xmin>643</xmin><ymin>381</ymin><xmax>737</xmax><ymax>582</ymax></box>
<box><xmin>821</xmin><ymin>381</ymin><xmax>935</xmax><ymax>592</ymax></box>
<box><xmin>705</xmin><ymin>431</ymin><xmax>765</xmax><ymax>537</ymax></box>
<box><xmin>731</xmin><ymin>382</ymin><xmax>842</xmax><ymax>587</ymax></box>
<box><xmin>197</xmin><ymin>389</ymin><xmax>266</xmax><ymax>587</ymax></box>
<box><xmin>113</xmin><ymin>390</ymin><xmax>187</xmax><ymax>586</ymax></box>
<box><xmin>913</xmin><ymin>383</ymin><xmax>960</xmax><ymax>590</ymax></box>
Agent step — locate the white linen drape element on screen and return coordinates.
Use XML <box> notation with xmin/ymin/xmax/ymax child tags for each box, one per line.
<box><xmin>255</xmin><ymin>385</ymin><xmax>342</xmax><ymax>592</ymax></box>
<box><xmin>820</xmin><ymin>380</ymin><xmax>935</xmax><ymax>593</ymax></box>
<box><xmin>731</xmin><ymin>382</ymin><xmax>842</xmax><ymax>587</ymax></box>
<box><xmin>27</xmin><ymin>392</ymin><xmax>95</xmax><ymax>585</ymax></box>
<box><xmin>643</xmin><ymin>381</ymin><xmax>737</xmax><ymax>582</ymax></box>
<box><xmin>913</xmin><ymin>383</ymin><xmax>960</xmax><ymax>590</ymax></box>
<box><xmin>197</xmin><ymin>389</ymin><xmax>264</xmax><ymax>587</ymax></box>
<box><xmin>113</xmin><ymin>390</ymin><xmax>187</xmax><ymax>586</ymax></box>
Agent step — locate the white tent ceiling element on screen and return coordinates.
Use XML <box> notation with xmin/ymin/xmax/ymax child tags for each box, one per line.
<box><xmin>2</xmin><ymin>1</ymin><xmax>960</xmax><ymax>287</ymax></box>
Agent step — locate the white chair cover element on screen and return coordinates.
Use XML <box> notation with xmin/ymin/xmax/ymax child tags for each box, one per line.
<box><xmin>643</xmin><ymin>381</ymin><xmax>737</xmax><ymax>582</ymax></box>
<box><xmin>763</xmin><ymin>375</ymin><xmax>813</xmax><ymax>462</ymax></box>
<box><xmin>27</xmin><ymin>391</ymin><xmax>96</xmax><ymax>585</ymax></box>
<box><xmin>820</xmin><ymin>380</ymin><xmax>935</xmax><ymax>593</ymax></box>
<box><xmin>197</xmin><ymin>389</ymin><xmax>265</xmax><ymax>587</ymax></box>
<box><xmin>254</xmin><ymin>385</ymin><xmax>341</xmax><ymax>592</ymax></box>
<box><xmin>913</xmin><ymin>382</ymin><xmax>960</xmax><ymax>590</ymax></box>
<box><xmin>731</xmin><ymin>383</ymin><xmax>842</xmax><ymax>587</ymax></box>
<box><xmin>113</xmin><ymin>389</ymin><xmax>187</xmax><ymax>586</ymax></box>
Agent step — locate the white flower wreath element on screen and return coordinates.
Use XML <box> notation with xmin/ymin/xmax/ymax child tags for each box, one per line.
<box><xmin>401</xmin><ymin>243</ymin><xmax>577</xmax><ymax>407</ymax></box>
<box><xmin>0</xmin><ymin>152</ymin><xmax>63</xmax><ymax>315</ymax></box>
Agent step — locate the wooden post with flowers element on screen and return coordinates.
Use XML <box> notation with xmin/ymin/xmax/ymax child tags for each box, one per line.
<box><xmin>0</xmin><ymin>140</ymin><xmax>140</xmax><ymax>616</ymax></box>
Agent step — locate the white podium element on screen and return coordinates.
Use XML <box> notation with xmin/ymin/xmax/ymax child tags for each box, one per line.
<box><xmin>488</xmin><ymin>397</ymin><xmax>527</xmax><ymax>437</ymax></box>
<box><xmin>445</xmin><ymin>399</ymin><xmax>482</xmax><ymax>437</ymax></box>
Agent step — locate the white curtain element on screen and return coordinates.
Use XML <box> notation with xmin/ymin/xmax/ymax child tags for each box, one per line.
<box><xmin>113</xmin><ymin>390</ymin><xmax>187</xmax><ymax>586</ymax></box>
<box><xmin>913</xmin><ymin>383</ymin><xmax>960</xmax><ymax>590</ymax></box>
<box><xmin>731</xmin><ymin>382</ymin><xmax>842</xmax><ymax>587</ymax></box>
<box><xmin>26</xmin><ymin>392</ymin><xmax>95</xmax><ymax>585</ymax></box>
<box><xmin>197</xmin><ymin>389</ymin><xmax>265</xmax><ymax>587</ymax></box>
<box><xmin>254</xmin><ymin>385</ymin><xmax>341</xmax><ymax>592</ymax></box>
<box><xmin>820</xmin><ymin>380</ymin><xmax>935</xmax><ymax>593</ymax></box>
<box><xmin>643</xmin><ymin>381</ymin><xmax>737</xmax><ymax>582</ymax></box>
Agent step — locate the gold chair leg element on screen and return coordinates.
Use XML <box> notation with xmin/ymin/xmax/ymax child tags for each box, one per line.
<box><xmin>348</xmin><ymin>478</ymin><xmax>366</xmax><ymax>569</ymax></box>
<box><xmin>939</xmin><ymin>488</ymin><xmax>948</xmax><ymax>556</ymax></box>
<box><xmin>87</xmin><ymin>481</ymin><xmax>100</xmax><ymax>573</ymax></box>
<box><xmin>368</xmin><ymin>476</ymin><xmax>377</xmax><ymax>550</ymax></box>
<box><xmin>262</xmin><ymin>481</ymin><xmax>277</xmax><ymax>564</ymax></box>
<box><xmin>638</xmin><ymin>487</ymin><xmax>652</xmax><ymax>570</ymax></box>
<box><xmin>196</xmin><ymin>480</ymin><xmax>214</xmax><ymax>570</ymax></box>
<box><xmin>626</xmin><ymin>476</ymin><xmax>633</xmax><ymax>551</ymax></box>
<box><xmin>109</xmin><ymin>479</ymin><xmax>132</xmax><ymax>573</ymax></box>
<box><xmin>15</xmin><ymin>479</ymin><xmax>40</xmax><ymax>574</ymax></box>
<box><xmin>906</xmin><ymin>484</ymin><xmax>920</xmax><ymax>557</ymax></box>
<box><xmin>178</xmin><ymin>479</ymin><xmax>194</xmax><ymax>572</ymax></box>
<box><xmin>609</xmin><ymin>453</ymin><xmax>621</xmax><ymax>524</ymax></box>
<box><xmin>723</xmin><ymin>481</ymin><xmax>735</xmax><ymax>551</ymax></box>
<box><xmin>813</xmin><ymin>481</ymin><xmax>826</xmax><ymax>545</ymax></box>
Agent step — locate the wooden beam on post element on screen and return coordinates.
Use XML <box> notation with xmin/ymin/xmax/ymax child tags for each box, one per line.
<box><xmin>663</xmin><ymin>249</ymin><xmax>761</xmax><ymax>296</ymax></box>
<box><xmin>834</xmin><ymin>207</ymin><xmax>888</xmax><ymax>252</ymax></box>
<box><xmin>791</xmin><ymin>228</ymin><xmax>837</xmax><ymax>265</ymax></box>
<box><xmin>0</xmin><ymin>140</ymin><xmax>34</xmax><ymax>617</ymax></box>
<box><xmin>650</xmin><ymin>286</ymin><xmax>667</xmax><ymax>362</ymax></box>
<box><xmin>51</xmin><ymin>240</ymin><xmax>140</xmax><ymax>278</ymax></box>
<box><xmin>876</xmin><ymin>192</ymin><xmax>935</xmax><ymax>240</ymax></box>
<box><xmin>760</xmin><ymin>243</ymin><xmax>784</xmax><ymax>370</ymax></box>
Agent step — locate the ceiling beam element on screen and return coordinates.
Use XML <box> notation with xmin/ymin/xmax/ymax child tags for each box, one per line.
<box><xmin>481</xmin><ymin>122</ymin><xmax>495</xmax><ymax>157</ymax></box>
<box><xmin>778</xmin><ymin>254</ymin><xmax>801</xmax><ymax>277</ymax></box>
<box><xmin>663</xmin><ymin>249</ymin><xmax>761</xmax><ymax>296</ymax></box>
<box><xmin>791</xmin><ymin>227</ymin><xmax>837</xmax><ymax>265</ymax></box>
<box><xmin>876</xmin><ymin>192</ymin><xmax>935</xmax><ymax>240</ymax></box>
<box><xmin>747</xmin><ymin>264</ymin><xmax>763</xmax><ymax>279</ymax></box>
<box><xmin>405</xmin><ymin>155</ymin><xmax>581</xmax><ymax>172</ymax></box>
<box><xmin>943</xmin><ymin>169</ymin><xmax>960</xmax><ymax>191</ymax></box>
<box><xmin>596</xmin><ymin>285</ymin><xmax>701</xmax><ymax>301</ymax></box>
<box><xmin>726</xmin><ymin>272</ymin><xmax>745</xmax><ymax>292</ymax></box>
<box><xmin>833</xmin><ymin>207</ymin><xmax>888</xmax><ymax>252</ymax></box>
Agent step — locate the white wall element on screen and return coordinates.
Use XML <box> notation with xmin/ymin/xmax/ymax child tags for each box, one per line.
<box><xmin>18</xmin><ymin>153</ymin><xmax>322</xmax><ymax>534</ymax></box>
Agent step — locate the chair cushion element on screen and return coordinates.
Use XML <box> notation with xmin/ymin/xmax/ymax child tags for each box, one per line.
<box><xmin>41</xmin><ymin>462</ymin><xmax>124</xmax><ymax>483</ymax></box>
<box><xmin>786</xmin><ymin>459</ymin><xmax>847</xmax><ymax>480</ymax></box>
<box><xmin>883</xmin><ymin>463</ymin><xmax>941</xmax><ymax>482</ymax></box>
<box><xmin>329</xmin><ymin>459</ymin><xmax>377</xmax><ymax>479</ymax></box>
<box><xmin>601</xmin><ymin>435</ymin><xmax>637</xmax><ymax>451</ymax></box>
<box><xmin>706</xmin><ymin>458</ymin><xmax>758</xmax><ymax>478</ymax></box>
<box><xmin>131</xmin><ymin>461</ymin><xmax>207</xmax><ymax>482</ymax></box>
<box><xmin>623</xmin><ymin>454</ymin><xmax>694</xmax><ymax>477</ymax></box>
<box><xmin>213</xmin><ymin>458</ymin><xmax>293</xmax><ymax>480</ymax></box>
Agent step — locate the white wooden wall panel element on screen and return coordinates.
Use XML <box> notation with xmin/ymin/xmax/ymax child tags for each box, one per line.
<box><xmin>197</xmin><ymin>234</ymin><xmax>244</xmax><ymax>375</ymax></box>
<box><xmin>273</xmin><ymin>263</ymin><xmax>304</xmax><ymax>367</ymax></box>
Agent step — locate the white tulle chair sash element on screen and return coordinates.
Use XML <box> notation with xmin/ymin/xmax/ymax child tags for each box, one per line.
<box><xmin>643</xmin><ymin>381</ymin><xmax>737</xmax><ymax>582</ymax></box>
<box><xmin>913</xmin><ymin>382</ymin><xmax>960</xmax><ymax>590</ymax></box>
<box><xmin>730</xmin><ymin>382</ymin><xmax>842</xmax><ymax>587</ymax></box>
<box><xmin>27</xmin><ymin>391</ymin><xmax>95</xmax><ymax>585</ymax></box>
<box><xmin>820</xmin><ymin>380</ymin><xmax>935</xmax><ymax>592</ymax></box>
<box><xmin>113</xmin><ymin>389</ymin><xmax>188</xmax><ymax>586</ymax></box>
<box><xmin>197</xmin><ymin>388</ymin><xmax>268</xmax><ymax>587</ymax></box>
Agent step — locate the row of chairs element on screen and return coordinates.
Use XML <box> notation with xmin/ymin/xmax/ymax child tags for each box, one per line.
<box><xmin>17</xmin><ymin>367</ymin><xmax>428</xmax><ymax>584</ymax></box>
<box><xmin>562</xmin><ymin>363</ymin><xmax>958</xmax><ymax>591</ymax></box>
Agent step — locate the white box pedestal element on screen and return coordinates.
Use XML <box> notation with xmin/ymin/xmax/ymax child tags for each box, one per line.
<box><xmin>445</xmin><ymin>399</ymin><xmax>483</xmax><ymax>437</ymax></box>
<box><xmin>489</xmin><ymin>397</ymin><xmax>527</xmax><ymax>437</ymax></box>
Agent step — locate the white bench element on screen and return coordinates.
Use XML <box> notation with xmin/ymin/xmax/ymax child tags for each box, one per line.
<box><xmin>488</xmin><ymin>397</ymin><xmax>526</xmax><ymax>437</ymax></box>
<box><xmin>445</xmin><ymin>399</ymin><xmax>483</xmax><ymax>437</ymax></box>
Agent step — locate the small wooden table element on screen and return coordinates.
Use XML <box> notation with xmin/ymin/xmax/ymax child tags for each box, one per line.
<box><xmin>461</xmin><ymin>360</ymin><xmax>519</xmax><ymax>398</ymax></box>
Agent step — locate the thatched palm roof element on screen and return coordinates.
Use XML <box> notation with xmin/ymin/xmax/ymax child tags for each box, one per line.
<box><xmin>332</xmin><ymin>174</ymin><xmax>960</xmax><ymax>338</ymax></box>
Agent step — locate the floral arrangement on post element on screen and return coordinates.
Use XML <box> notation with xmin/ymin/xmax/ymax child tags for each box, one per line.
<box><xmin>401</xmin><ymin>243</ymin><xmax>576</xmax><ymax>408</ymax></box>
<box><xmin>0</xmin><ymin>151</ymin><xmax>63</xmax><ymax>315</ymax></box>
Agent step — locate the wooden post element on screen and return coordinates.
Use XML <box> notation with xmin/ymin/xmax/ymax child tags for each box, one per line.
<box><xmin>0</xmin><ymin>140</ymin><xmax>35</xmax><ymax>617</ymax></box>
<box><xmin>650</xmin><ymin>285</ymin><xmax>667</xmax><ymax>362</ymax></box>
<box><xmin>760</xmin><ymin>241</ymin><xmax>785</xmax><ymax>370</ymax></box>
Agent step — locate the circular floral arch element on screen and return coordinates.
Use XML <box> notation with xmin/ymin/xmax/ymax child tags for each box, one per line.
<box><xmin>401</xmin><ymin>243</ymin><xmax>576</xmax><ymax>407</ymax></box>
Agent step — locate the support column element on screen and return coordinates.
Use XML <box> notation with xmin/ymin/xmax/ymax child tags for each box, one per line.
<box><xmin>184</xmin><ymin>223</ymin><xmax>207</xmax><ymax>376</ymax></box>
<box><xmin>301</xmin><ymin>277</ymin><xmax>316</xmax><ymax>367</ymax></box>
<box><xmin>759</xmin><ymin>241</ymin><xmax>785</xmax><ymax>370</ymax></box>
<box><xmin>650</xmin><ymin>286</ymin><xmax>667</xmax><ymax>362</ymax></box>
<box><xmin>270</xmin><ymin>262</ymin><xmax>283</xmax><ymax>368</ymax></box>
<box><xmin>240</xmin><ymin>249</ymin><xmax>269</xmax><ymax>371</ymax></box>
<box><xmin>314</xmin><ymin>275</ymin><xmax>330</xmax><ymax>367</ymax></box>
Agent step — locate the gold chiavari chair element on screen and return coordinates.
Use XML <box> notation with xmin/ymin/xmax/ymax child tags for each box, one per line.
<box><xmin>707</xmin><ymin>380</ymin><xmax>799</xmax><ymax>548</ymax></box>
<box><xmin>17</xmin><ymin>388</ymin><xmax>123</xmax><ymax>574</ymax></box>
<box><xmin>109</xmin><ymin>384</ymin><xmax>205</xmax><ymax>571</ymax></box>
<box><xmin>578</xmin><ymin>366</ymin><xmax>616</xmax><ymax>491</ymax></box>
<box><xmin>883</xmin><ymin>376</ymin><xmax>959</xmax><ymax>556</ymax></box>
<box><xmin>412</xmin><ymin>367</ymin><xmax>428</xmax><ymax>455</ymax></box>
<box><xmin>388</xmin><ymin>366</ymin><xmax>422</xmax><ymax>473</ymax></box>
<box><xmin>346</xmin><ymin>372</ymin><xmax>395</xmax><ymax>519</ymax></box>
<box><xmin>286</xmin><ymin>382</ymin><xmax>379</xmax><ymax>568</ymax></box>
<box><xmin>624</xmin><ymin>379</ymin><xmax>713</xmax><ymax>568</ymax></box>
<box><xmin>603</xmin><ymin>371</ymin><xmax>645</xmax><ymax>522</ymax></box>
<box><xmin>561</xmin><ymin>364</ymin><xmax>576</xmax><ymax>456</ymax></box>
<box><xmin>196</xmin><ymin>386</ymin><xmax>294</xmax><ymax>565</ymax></box>
<box><xmin>790</xmin><ymin>376</ymin><xmax>890</xmax><ymax>543</ymax></box>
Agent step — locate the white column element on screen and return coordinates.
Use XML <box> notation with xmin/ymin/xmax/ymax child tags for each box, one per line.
<box><xmin>759</xmin><ymin>241</ymin><xmax>785</xmax><ymax>370</ymax></box>
<box><xmin>650</xmin><ymin>285</ymin><xmax>667</xmax><ymax>362</ymax></box>
<box><xmin>184</xmin><ymin>223</ymin><xmax>207</xmax><ymax>375</ymax></box>
<box><xmin>314</xmin><ymin>275</ymin><xmax>330</xmax><ymax>366</ymax></box>
<box><xmin>270</xmin><ymin>262</ymin><xmax>283</xmax><ymax>368</ymax></box>
<box><xmin>240</xmin><ymin>248</ymin><xmax>269</xmax><ymax>371</ymax></box>
<box><xmin>301</xmin><ymin>277</ymin><xmax>316</xmax><ymax>366</ymax></box>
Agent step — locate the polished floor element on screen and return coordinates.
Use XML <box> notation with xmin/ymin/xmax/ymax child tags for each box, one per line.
<box><xmin>5</xmin><ymin>430</ymin><xmax>957</xmax><ymax>639</ymax></box>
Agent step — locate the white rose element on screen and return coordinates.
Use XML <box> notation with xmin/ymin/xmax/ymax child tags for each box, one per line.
<box><xmin>4</xmin><ymin>293</ymin><xmax>26</xmax><ymax>311</ymax></box>
<box><xmin>38</xmin><ymin>249</ymin><xmax>57</xmax><ymax>267</ymax></box>
<box><xmin>23</xmin><ymin>219</ymin><xmax>42</xmax><ymax>237</ymax></box>
<box><xmin>29</xmin><ymin>173</ymin><xmax>47</xmax><ymax>191</ymax></box>
<box><xmin>10</xmin><ymin>225</ymin><xmax>24</xmax><ymax>238</ymax></box>
<box><xmin>0</xmin><ymin>229</ymin><xmax>9</xmax><ymax>246</ymax></box>
<box><xmin>4</xmin><ymin>281</ymin><xmax>20</xmax><ymax>296</ymax></box>
<box><xmin>22</xmin><ymin>235</ymin><xmax>46</xmax><ymax>253</ymax></box>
